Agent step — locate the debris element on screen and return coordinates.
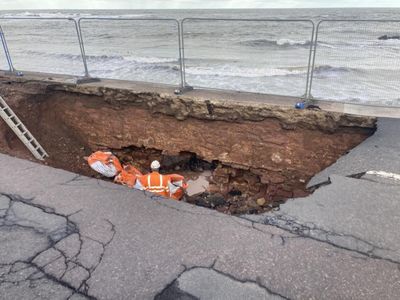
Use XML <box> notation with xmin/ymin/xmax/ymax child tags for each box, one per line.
<box><xmin>295</xmin><ymin>101</ymin><xmax>305</xmax><ymax>109</ymax></box>
<box><xmin>186</xmin><ymin>192</ymin><xmax>226</xmax><ymax>208</ymax></box>
<box><xmin>256</xmin><ymin>198</ymin><xmax>266</xmax><ymax>206</ymax></box>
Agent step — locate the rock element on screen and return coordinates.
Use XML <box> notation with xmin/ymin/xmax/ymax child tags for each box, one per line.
<box><xmin>161</xmin><ymin>153</ymin><xmax>192</xmax><ymax>169</ymax></box>
<box><xmin>207</xmin><ymin>193</ymin><xmax>227</xmax><ymax>208</ymax></box>
<box><xmin>378</xmin><ymin>35</ymin><xmax>400</xmax><ymax>40</ymax></box>
<box><xmin>186</xmin><ymin>192</ymin><xmax>226</xmax><ymax>208</ymax></box>
<box><xmin>211</xmin><ymin>175</ymin><xmax>230</xmax><ymax>184</ymax></box>
<box><xmin>256</xmin><ymin>198</ymin><xmax>266</xmax><ymax>206</ymax></box>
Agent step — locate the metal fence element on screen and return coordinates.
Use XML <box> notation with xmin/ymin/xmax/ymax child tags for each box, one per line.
<box><xmin>0</xmin><ymin>25</ymin><xmax>13</xmax><ymax>71</ymax></box>
<box><xmin>1</xmin><ymin>17</ymin><xmax>400</xmax><ymax>106</ymax></box>
<box><xmin>310</xmin><ymin>20</ymin><xmax>400</xmax><ymax>106</ymax></box>
<box><xmin>0</xmin><ymin>17</ymin><xmax>86</xmax><ymax>76</ymax></box>
<box><xmin>78</xmin><ymin>17</ymin><xmax>183</xmax><ymax>86</ymax></box>
<box><xmin>181</xmin><ymin>18</ymin><xmax>315</xmax><ymax>98</ymax></box>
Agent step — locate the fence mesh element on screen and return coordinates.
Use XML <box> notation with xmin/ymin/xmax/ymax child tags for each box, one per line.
<box><xmin>311</xmin><ymin>20</ymin><xmax>400</xmax><ymax>106</ymax></box>
<box><xmin>79</xmin><ymin>19</ymin><xmax>181</xmax><ymax>85</ymax></box>
<box><xmin>182</xmin><ymin>19</ymin><xmax>314</xmax><ymax>97</ymax></box>
<box><xmin>0</xmin><ymin>19</ymin><xmax>84</xmax><ymax>76</ymax></box>
<box><xmin>0</xmin><ymin>32</ymin><xmax>8</xmax><ymax>70</ymax></box>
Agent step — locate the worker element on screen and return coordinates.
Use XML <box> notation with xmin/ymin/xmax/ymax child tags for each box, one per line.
<box><xmin>138</xmin><ymin>160</ymin><xmax>187</xmax><ymax>200</ymax></box>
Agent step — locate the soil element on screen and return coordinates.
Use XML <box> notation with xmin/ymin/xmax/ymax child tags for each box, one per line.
<box><xmin>0</xmin><ymin>77</ymin><xmax>376</xmax><ymax>214</ymax></box>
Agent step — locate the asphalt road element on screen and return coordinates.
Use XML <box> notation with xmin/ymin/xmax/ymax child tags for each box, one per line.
<box><xmin>1</xmin><ymin>119</ymin><xmax>400</xmax><ymax>299</ymax></box>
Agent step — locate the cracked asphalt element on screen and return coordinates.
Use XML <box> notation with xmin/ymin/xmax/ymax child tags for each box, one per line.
<box><xmin>1</xmin><ymin>118</ymin><xmax>400</xmax><ymax>299</ymax></box>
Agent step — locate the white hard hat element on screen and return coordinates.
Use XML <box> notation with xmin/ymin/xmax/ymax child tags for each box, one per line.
<box><xmin>150</xmin><ymin>160</ymin><xmax>161</xmax><ymax>170</ymax></box>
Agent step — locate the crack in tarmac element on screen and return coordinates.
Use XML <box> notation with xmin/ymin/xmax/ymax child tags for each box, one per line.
<box><xmin>135</xmin><ymin>178</ymin><xmax>400</xmax><ymax>274</ymax></box>
<box><xmin>240</xmin><ymin>212</ymin><xmax>400</xmax><ymax>266</ymax></box>
<box><xmin>0</xmin><ymin>192</ymin><xmax>116</xmax><ymax>300</ymax></box>
<box><xmin>155</xmin><ymin>259</ymin><xmax>290</xmax><ymax>300</ymax></box>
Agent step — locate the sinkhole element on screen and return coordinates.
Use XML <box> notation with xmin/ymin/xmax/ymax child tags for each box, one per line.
<box><xmin>0</xmin><ymin>76</ymin><xmax>376</xmax><ymax>214</ymax></box>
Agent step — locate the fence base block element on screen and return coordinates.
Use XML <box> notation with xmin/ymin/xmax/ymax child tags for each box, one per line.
<box><xmin>174</xmin><ymin>85</ymin><xmax>194</xmax><ymax>95</ymax></box>
<box><xmin>76</xmin><ymin>77</ymin><xmax>101</xmax><ymax>84</ymax></box>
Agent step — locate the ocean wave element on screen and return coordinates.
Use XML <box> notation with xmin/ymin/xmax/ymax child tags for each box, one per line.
<box><xmin>0</xmin><ymin>11</ymin><xmax>91</xmax><ymax>18</ymax></box>
<box><xmin>377</xmin><ymin>39</ymin><xmax>400</xmax><ymax>46</ymax></box>
<box><xmin>313</xmin><ymin>65</ymin><xmax>353</xmax><ymax>75</ymax></box>
<box><xmin>22</xmin><ymin>50</ymin><xmax>178</xmax><ymax>64</ymax></box>
<box><xmin>276</xmin><ymin>38</ymin><xmax>312</xmax><ymax>46</ymax></box>
<box><xmin>241</xmin><ymin>38</ymin><xmax>312</xmax><ymax>48</ymax></box>
<box><xmin>185</xmin><ymin>65</ymin><xmax>308</xmax><ymax>78</ymax></box>
<box><xmin>186</xmin><ymin>64</ymin><xmax>358</xmax><ymax>78</ymax></box>
<box><xmin>18</xmin><ymin>49</ymin><xmax>357</xmax><ymax>79</ymax></box>
<box><xmin>0</xmin><ymin>11</ymin><xmax>150</xmax><ymax>19</ymax></box>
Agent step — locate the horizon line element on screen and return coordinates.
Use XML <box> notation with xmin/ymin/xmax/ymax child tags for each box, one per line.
<box><xmin>1</xmin><ymin>7</ymin><xmax>400</xmax><ymax>11</ymax></box>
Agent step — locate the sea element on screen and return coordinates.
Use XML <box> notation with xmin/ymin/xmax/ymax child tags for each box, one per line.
<box><xmin>0</xmin><ymin>8</ymin><xmax>400</xmax><ymax>105</ymax></box>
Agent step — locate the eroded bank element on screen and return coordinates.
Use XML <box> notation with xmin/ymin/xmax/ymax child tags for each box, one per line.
<box><xmin>0</xmin><ymin>75</ymin><xmax>376</xmax><ymax>213</ymax></box>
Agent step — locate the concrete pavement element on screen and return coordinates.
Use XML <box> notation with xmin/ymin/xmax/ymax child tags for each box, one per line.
<box><xmin>245</xmin><ymin>117</ymin><xmax>400</xmax><ymax>265</ymax></box>
<box><xmin>1</xmin><ymin>117</ymin><xmax>400</xmax><ymax>299</ymax></box>
<box><xmin>308</xmin><ymin>118</ymin><xmax>400</xmax><ymax>188</ymax></box>
<box><xmin>3</xmin><ymin>71</ymin><xmax>400</xmax><ymax>118</ymax></box>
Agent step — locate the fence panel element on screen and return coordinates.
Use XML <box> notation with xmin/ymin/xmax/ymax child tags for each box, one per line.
<box><xmin>78</xmin><ymin>18</ymin><xmax>182</xmax><ymax>86</ymax></box>
<box><xmin>0</xmin><ymin>26</ymin><xmax>10</xmax><ymax>70</ymax></box>
<box><xmin>310</xmin><ymin>20</ymin><xmax>400</xmax><ymax>106</ymax></box>
<box><xmin>0</xmin><ymin>18</ymin><xmax>84</xmax><ymax>76</ymax></box>
<box><xmin>181</xmin><ymin>18</ymin><xmax>314</xmax><ymax>97</ymax></box>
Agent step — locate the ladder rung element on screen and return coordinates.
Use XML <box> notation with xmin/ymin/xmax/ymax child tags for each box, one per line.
<box><xmin>1</xmin><ymin>95</ymin><xmax>48</xmax><ymax>161</ymax></box>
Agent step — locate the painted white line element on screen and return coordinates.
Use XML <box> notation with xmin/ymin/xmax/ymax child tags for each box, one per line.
<box><xmin>366</xmin><ymin>170</ymin><xmax>400</xmax><ymax>181</ymax></box>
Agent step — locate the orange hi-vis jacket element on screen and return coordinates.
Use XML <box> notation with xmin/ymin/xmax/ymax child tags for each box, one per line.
<box><xmin>139</xmin><ymin>172</ymin><xmax>187</xmax><ymax>200</ymax></box>
<box><xmin>140</xmin><ymin>171</ymin><xmax>170</xmax><ymax>197</ymax></box>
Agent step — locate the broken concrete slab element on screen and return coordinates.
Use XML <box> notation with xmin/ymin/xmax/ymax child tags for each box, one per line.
<box><xmin>1</xmin><ymin>153</ymin><xmax>400</xmax><ymax>299</ymax></box>
<box><xmin>246</xmin><ymin>174</ymin><xmax>400</xmax><ymax>263</ymax></box>
<box><xmin>308</xmin><ymin>118</ymin><xmax>400</xmax><ymax>188</ymax></box>
<box><xmin>156</xmin><ymin>267</ymin><xmax>283</xmax><ymax>300</ymax></box>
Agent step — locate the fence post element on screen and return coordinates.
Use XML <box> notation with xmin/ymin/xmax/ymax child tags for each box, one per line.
<box><xmin>306</xmin><ymin>21</ymin><xmax>323</xmax><ymax>103</ymax></box>
<box><xmin>177</xmin><ymin>20</ymin><xmax>185</xmax><ymax>90</ymax></box>
<box><xmin>71</xmin><ymin>18</ymin><xmax>90</xmax><ymax>78</ymax></box>
<box><xmin>175</xmin><ymin>19</ymin><xmax>193</xmax><ymax>94</ymax></box>
<box><xmin>304</xmin><ymin>21</ymin><xmax>315</xmax><ymax>102</ymax></box>
<box><xmin>0</xmin><ymin>25</ymin><xmax>16</xmax><ymax>73</ymax></box>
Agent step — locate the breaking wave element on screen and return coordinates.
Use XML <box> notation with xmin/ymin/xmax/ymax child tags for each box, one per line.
<box><xmin>313</xmin><ymin>65</ymin><xmax>353</xmax><ymax>75</ymax></box>
<box><xmin>19</xmin><ymin>50</ymin><xmax>357</xmax><ymax>78</ymax></box>
<box><xmin>241</xmin><ymin>38</ymin><xmax>340</xmax><ymax>49</ymax></box>
<box><xmin>186</xmin><ymin>64</ymin><xmax>358</xmax><ymax>78</ymax></box>
<box><xmin>241</xmin><ymin>38</ymin><xmax>312</xmax><ymax>48</ymax></box>
<box><xmin>0</xmin><ymin>11</ymin><xmax>150</xmax><ymax>19</ymax></box>
<box><xmin>185</xmin><ymin>65</ymin><xmax>308</xmax><ymax>78</ymax></box>
<box><xmin>22</xmin><ymin>50</ymin><xmax>178</xmax><ymax>64</ymax></box>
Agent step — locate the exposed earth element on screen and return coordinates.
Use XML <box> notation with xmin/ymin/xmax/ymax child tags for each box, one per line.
<box><xmin>0</xmin><ymin>74</ymin><xmax>376</xmax><ymax>214</ymax></box>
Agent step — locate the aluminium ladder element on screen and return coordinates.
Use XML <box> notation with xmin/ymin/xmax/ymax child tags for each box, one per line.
<box><xmin>0</xmin><ymin>95</ymin><xmax>48</xmax><ymax>160</ymax></box>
